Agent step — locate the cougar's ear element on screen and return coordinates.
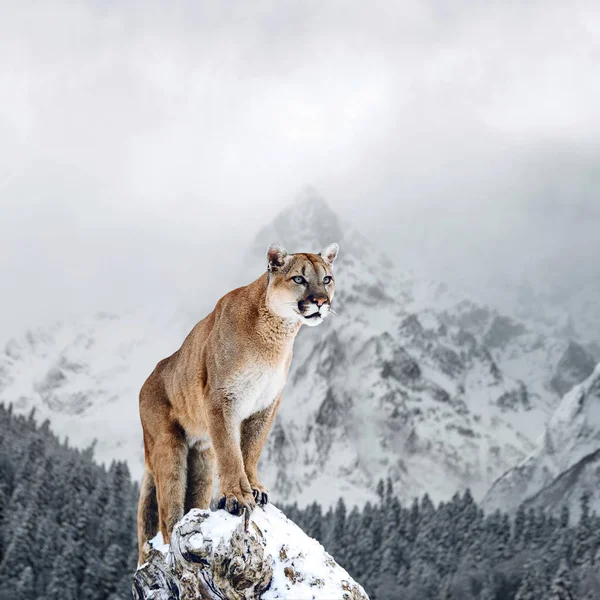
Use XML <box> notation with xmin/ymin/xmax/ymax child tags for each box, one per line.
<box><xmin>266</xmin><ymin>243</ymin><xmax>289</xmax><ymax>272</ymax></box>
<box><xmin>319</xmin><ymin>242</ymin><xmax>339</xmax><ymax>265</ymax></box>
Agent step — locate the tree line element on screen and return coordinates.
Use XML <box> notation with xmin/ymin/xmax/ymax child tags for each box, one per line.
<box><xmin>285</xmin><ymin>480</ymin><xmax>600</xmax><ymax>599</ymax></box>
<box><xmin>1</xmin><ymin>402</ymin><xmax>598</xmax><ymax>599</ymax></box>
<box><xmin>0</xmin><ymin>404</ymin><xmax>137</xmax><ymax>599</ymax></box>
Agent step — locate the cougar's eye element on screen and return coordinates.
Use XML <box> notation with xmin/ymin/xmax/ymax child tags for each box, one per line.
<box><xmin>292</xmin><ymin>276</ymin><xmax>306</xmax><ymax>284</ymax></box>
<box><xmin>323</xmin><ymin>276</ymin><xmax>332</xmax><ymax>284</ymax></box>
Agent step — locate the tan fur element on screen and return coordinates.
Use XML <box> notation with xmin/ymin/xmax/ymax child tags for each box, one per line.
<box><xmin>137</xmin><ymin>243</ymin><xmax>338</xmax><ymax>564</ymax></box>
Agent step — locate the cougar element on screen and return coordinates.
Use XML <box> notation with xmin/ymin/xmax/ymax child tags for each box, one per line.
<box><xmin>137</xmin><ymin>242</ymin><xmax>339</xmax><ymax>563</ymax></box>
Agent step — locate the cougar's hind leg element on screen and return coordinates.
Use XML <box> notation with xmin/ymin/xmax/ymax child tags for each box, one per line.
<box><xmin>137</xmin><ymin>468</ymin><xmax>158</xmax><ymax>565</ymax></box>
<box><xmin>184</xmin><ymin>443</ymin><xmax>216</xmax><ymax>513</ymax></box>
<box><xmin>140</xmin><ymin>370</ymin><xmax>188</xmax><ymax>546</ymax></box>
<box><xmin>151</xmin><ymin>423</ymin><xmax>188</xmax><ymax>545</ymax></box>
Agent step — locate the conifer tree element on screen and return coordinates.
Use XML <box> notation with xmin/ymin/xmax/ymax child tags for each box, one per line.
<box><xmin>479</xmin><ymin>572</ymin><xmax>496</xmax><ymax>600</ymax></box>
<box><xmin>46</xmin><ymin>543</ymin><xmax>80</xmax><ymax>600</ymax></box>
<box><xmin>330</xmin><ymin>498</ymin><xmax>347</xmax><ymax>564</ymax></box>
<box><xmin>573</xmin><ymin>492</ymin><xmax>592</xmax><ymax>566</ymax></box>
<box><xmin>546</xmin><ymin>559</ymin><xmax>574</xmax><ymax>600</ymax></box>
<box><xmin>379</xmin><ymin>527</ymin><xmax>402</xmax><ymax>581</ymax></box>
<box><xmin>515</xmin><ymin>560</ymin><xmax>546</xmax><ymax>600</ymax></box>
<box><xmin>306</xmin><ymin>502</ymin><xmax>323</xmax><ymax>541</ymax></box>
<box><xmin>0</xmin><ymin>487</ymin><xmax>5</xmax><ymax>561</ymax></box>
<box><xmin>0</xmin><ymin>508</ymin><xmax>36</xmax><ymax>584</ymax></box>
<box><xmin>376</xmin><ymin>479</ymin><xmax>385</xmax><ymax>503</ymax></box>
<box><xmin>15</xmin><ymin>566</ymin><xmax>35</xmax><ymax>600</ymax></box>
<box><xmin>342</xmin><ymin>506</ymin><xmax>363</xmax><ymax>575</ymax></box>
<box><xmin>385</xmin><ymin>477</ymin><xmax>393</xmax><ymax>503</ymax></box>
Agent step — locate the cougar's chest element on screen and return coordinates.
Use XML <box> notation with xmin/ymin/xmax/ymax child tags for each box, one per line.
<box><xmin>229</xmin><ymin>360</ymin><xmax>287</xmax><ymax>422</ymax></box>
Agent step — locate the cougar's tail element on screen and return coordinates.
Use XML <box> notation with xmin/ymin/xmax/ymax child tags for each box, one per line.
<box><xmin>137</xmin><ymin>468</ymin><xmax>158</xmax><ymax>565</ymax></box>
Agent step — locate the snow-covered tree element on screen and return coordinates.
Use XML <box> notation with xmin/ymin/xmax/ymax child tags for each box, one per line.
<box><xmin>546</xmin><ymin>559</ymin><xmax>574</xmax><ymax>600</ymax></box>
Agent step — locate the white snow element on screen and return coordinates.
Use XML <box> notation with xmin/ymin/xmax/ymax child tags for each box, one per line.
<box><xmin>149</xmin><ymin>504</ymin><xmax>367</xmax><ymax>600</ymax></box>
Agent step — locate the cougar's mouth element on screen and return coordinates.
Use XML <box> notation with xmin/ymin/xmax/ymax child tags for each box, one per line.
<box><xmin>304</xmin><ymin>312</ymin><xmax>322</xmax><ymax>319</ymax></box>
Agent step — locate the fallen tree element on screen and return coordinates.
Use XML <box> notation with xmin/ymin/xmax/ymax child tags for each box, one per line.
<box><xmin>133</xmin><ymin>504</ymin><xmax>368</xmax><ymax>599</ymax></box>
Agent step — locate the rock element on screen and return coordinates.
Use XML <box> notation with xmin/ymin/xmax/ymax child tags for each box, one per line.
<box><xmin>483</xmin><ymin>315</ymin><xmax>526</xmax><ymax>349</ymax></box>
<box><xmin>133</xmin><ymin>504</ymin><xmax>369</xmax><ymax>600</ymax></box>
<box><xmin>381</xmin><ymin>348</ymin><xmax>421</xmax><ymax>383</ymax></box>
<box><xmin>496</xmin><ymin>381</ymin><xmax>530</xmax><ymax>412</ymax></box>
<box><xmin>431</xmin><ymin>344</ymin><xmax>464</xmax><ymax>378</ymax></box>
<box><xmin>550</xmin><ymin>340</ymin><xmax>596</xmax><ymax>397</ymax></box>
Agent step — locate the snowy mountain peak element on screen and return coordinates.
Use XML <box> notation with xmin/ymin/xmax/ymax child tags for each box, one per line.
<box><xmin>250</xmin><ymin>188</ymin><xmax>341</xmax><ymax>260</ymax></box>
<box><xmin>258</xmin><ymin>187</ymin><xmax>344</xmax><ymax>253</ymax></box>
<box><xmin>251</xmin><ymin>188</ymin><xmax>388</xmax><ymax>273</ymax></box>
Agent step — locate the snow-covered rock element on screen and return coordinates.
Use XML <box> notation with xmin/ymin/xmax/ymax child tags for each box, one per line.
<box><xmin>133</xmin><ymin>504</ymin><xmax>368</xmax><ymax>600</ymax></box>
<box><xmin>483</xmin><ymin>364</ymin><xmax>600</xmax><ymax>516</ymax></box>
<box><xmin>0</xmin><ymin>189</ymin><xmax>595</xmax><ymax>510</ymax></box>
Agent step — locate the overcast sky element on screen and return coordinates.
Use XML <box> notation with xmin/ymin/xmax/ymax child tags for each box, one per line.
<box><xmin>1</xmin><ymin>1</ymin><xmax>599</xmax><ymax>337</ymax></box>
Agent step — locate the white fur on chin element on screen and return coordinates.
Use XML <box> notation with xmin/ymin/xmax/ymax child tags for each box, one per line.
<box><xmin>303</xmin><ymin>315</ymin><xmax>323</xmax><ymax>327</ymax></box>
<box><xmin>302</xmin><ymin>306</ymin><xmax>329</xmax><ymax>327</ymax></box>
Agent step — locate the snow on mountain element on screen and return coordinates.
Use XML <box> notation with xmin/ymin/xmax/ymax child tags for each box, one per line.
<box><xmin>245</xmin><ymin>189</ymin><xmax>596</xmax><ymax>507</ymax></box>
<box><xmin>0</xmin><ymin>308</ymin><xmax>197</xmax><ymax>478</ymax></box>
<box><xmin>482</xmin><ymin>364</ymin><xmax>600</xmax><ymax>517</ymax></box>
<box><xmin>0</xmin><ymin>189</ymin><xmax>596</xmax><ymax>510</ymax></box>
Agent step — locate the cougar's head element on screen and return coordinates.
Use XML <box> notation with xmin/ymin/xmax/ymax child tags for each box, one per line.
<box><xmin>265</xmin><ymin>242</ymin><xmax>339</xmax><ymax>327</ymax></box>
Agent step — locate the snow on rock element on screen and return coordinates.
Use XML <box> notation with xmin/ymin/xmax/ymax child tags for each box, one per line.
<box><xmin>483</xmin><ymin>364</ymin><xmax>600</xmax><ymax>516</ymax></box>
<box><xmin>133</xmin><ymin>504</ymin><xmax>368</xmax><ymax>600</ymax></box>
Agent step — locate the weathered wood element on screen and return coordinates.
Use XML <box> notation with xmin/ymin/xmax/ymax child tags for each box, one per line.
<box><xmin>133</xmin><ymin>505</ymin><xmax>369</xmax><ymax>600</ymax></box>
<box><xmin>132</xmin><ymin>548</ymin><xmax>180</xmax><ymax>600</ymax></box>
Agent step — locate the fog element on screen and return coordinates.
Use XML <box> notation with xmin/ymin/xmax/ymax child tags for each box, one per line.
<box><xmin>2</xmin><ymin>1</ymin><xmax>599</xmax><ymax>337</ymax></box>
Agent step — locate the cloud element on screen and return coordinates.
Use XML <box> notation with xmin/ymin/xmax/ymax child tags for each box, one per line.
<box><xmin>1</xmin><ymin>0</ymin><xmax>599</xmax><ymax>334</ymax></box>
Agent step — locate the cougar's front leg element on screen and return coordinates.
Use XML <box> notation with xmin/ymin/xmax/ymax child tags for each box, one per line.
<box><xmin>207</xmin><ymin>399</ymin><xmax>256</xmax><ymax>515</ymax></box>
<box><xmin>241</xmin><ymin>396</ymin><xmax>280</xmax><ymax>506</ymax></box>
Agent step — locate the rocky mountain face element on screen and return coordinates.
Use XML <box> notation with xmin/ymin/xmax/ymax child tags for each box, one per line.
<box><xmin>511</xmin><ymin>278</ymin><xmax>600</xmax><ymax>351</ymax></box>
<box><xmin>483</xmin><ymin>364</ymin><xmax>600</xmax><ymax>517</ymax></box>
<box><xmin>250</xmin><ymin>191</ymin><xmax>597</xmax><ymax>507</ymax></box>
<box><xmin>0</xmin><ymin>190</ymin><xmax>596</xmax><ymax>510</ymax></box>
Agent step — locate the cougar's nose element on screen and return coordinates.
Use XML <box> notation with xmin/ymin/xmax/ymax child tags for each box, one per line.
<box><xmin>311</xmin><ymin>296</ymin><xmax>328</xmax><ymax>308</ymax></box>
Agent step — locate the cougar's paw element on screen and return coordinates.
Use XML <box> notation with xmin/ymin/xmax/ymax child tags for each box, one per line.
<box><xmin>214</xmin><ymin>487</ymin><xmax>256</xmax><ymax>516</ymax></box>
<box><xmin>251</xmin><ymin>483</ymin><xmax>270</xmax><ymax>506</ymax></box>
